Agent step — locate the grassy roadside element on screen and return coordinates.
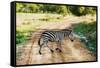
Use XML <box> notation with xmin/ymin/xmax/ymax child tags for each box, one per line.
<box><xmin>73</xmin><ymin>21</ymin><xmax>96</xmax><ymax>53</ymax></box>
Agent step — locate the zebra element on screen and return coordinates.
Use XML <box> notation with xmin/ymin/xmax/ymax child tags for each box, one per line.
<box><xmin>38</xmin><ymin>29</ymin><xmax>74</xmax><ymax>54</ymax></box>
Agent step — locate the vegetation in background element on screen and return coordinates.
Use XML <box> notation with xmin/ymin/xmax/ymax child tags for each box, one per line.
<box><xmin>16</xmin><ymin>3</ymin><xmax>96</xmax><ymax>16</ymax></box>
<box><xmin>69</xmin><ymin>6</ymin><xmax>96</xmax><ymax>16</ymax></box>
<box><xmin>73</xmin><ymin>22</ymin><xmax>96</xmax><ymax>52</ymax></box>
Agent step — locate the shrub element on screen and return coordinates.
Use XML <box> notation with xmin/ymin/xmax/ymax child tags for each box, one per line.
<box><xmin>73</xmin><ymin>22</ymin><xmax>96</xmax><ymax>52</ymax></box>
<box><xmin>16</xmin><ymin>31</ymin><xmax>27</xmax><ymax>44</ymax></box>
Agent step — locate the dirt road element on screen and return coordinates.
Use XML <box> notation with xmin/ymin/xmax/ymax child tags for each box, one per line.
<box><xmin>16</xmin><ymin>16</ymin><xmax>96</xmax><ymax>65</ymax></box>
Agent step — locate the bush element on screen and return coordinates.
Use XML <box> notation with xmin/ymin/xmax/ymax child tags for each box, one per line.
<box><xmin>69</xmin><ymin>6</ymin><xmax>96</xmax><ymax>16</ymax></box>
<box><xmin>73</xmin><ymin>22</ymin><xmax>96</xmax><ymax>52</ymax></box>
<box><xmin>16</xmin><ymin>3</ymin><xmax>96</xmax><ymax>16</ymax></box>
<box><xmin>16</xmin><ymin>31</ymin><xmax>27</xmax><ymax>44</ymax></box>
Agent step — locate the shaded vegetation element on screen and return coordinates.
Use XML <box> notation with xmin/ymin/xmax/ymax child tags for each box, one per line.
<box><xmin>73</xmin><ymin>22</ymin><xmax>96</xmax><ymax>52</ymax></box>
<box><xmin>69</xmin><ymin>6</ymin><xmax>96</xmax><ymax>16</ymax></box>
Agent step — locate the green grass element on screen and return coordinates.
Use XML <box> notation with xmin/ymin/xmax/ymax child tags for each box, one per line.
<box><xmin>73</xmin><ymin>21</ymin><xmax>96</xmax><ymax>53</ymax></box>
<box><xmin>16</xmin><ymin>30</ymin><xmax>27</xmax><ymax>44</ymax></box>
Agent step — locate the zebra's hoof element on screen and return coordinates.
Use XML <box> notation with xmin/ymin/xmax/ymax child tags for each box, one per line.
<box><xmin>51</xmin><ymin>50</ymin><xmax>54</xmax><ymax>53</ymax></box>
<box><xmin>39</xmin><ymin>53</ymin><xmax>42</xmax><ymax>55</ymax></box>
<box><xmin>71</xmin><ymin>40</ymin><xmax>74</xmax><ymax>42</ymax></box>
<box><xmin>56</xmin><ymin>48</ymin><xmax>62</xmax><ymax>52</ymax></box>
<box><xmin>39</xmin><ymin>51</ymin><xmax>42</xmax><ymax>55</ymax></box>
<box><xmin>59</xmin><ymin>49</ymin><xmax>62</xmax><ymax>52</ymax></box>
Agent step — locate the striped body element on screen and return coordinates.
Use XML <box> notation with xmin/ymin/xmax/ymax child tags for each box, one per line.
<box><xmin>38</xmin><ymin>29</ymin><xmax>74</xmax><ymax>54</ymax></box>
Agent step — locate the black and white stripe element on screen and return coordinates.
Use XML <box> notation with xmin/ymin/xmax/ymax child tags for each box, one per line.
<box><xmin>38</xmin><ymin>29</ymin><xmax>74</xmax><ymax>54</ymax></box>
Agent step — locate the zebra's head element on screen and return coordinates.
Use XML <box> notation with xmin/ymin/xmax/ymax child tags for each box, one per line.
<box><xmin>62</xmin><ymin>29</ymin><xmax>74</xmax><ymax>42</ymax></box>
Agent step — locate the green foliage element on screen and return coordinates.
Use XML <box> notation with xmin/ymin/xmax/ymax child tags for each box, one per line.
<box><xmin>16</xmin><ymin>3</ymin><xmax>40</xmax><ymax>13</ymax></box>
<box><xmin>16</xmin><ymin>3</ymin><xmax>96</xmax><ymax>16</ymax></box>
<box><xmin>84</xmin><ymin>7</ymin><xmax>96</xmax><ymax>15</ymax></box>
<box><xmin>73</xmin><ymin>22</ymin><xmax>96</xmax><ymax>52</ymax></box>
<box><xmin>57</xmin><ymin>6</ymin><xmax>68</xmax><ymax>16</ymax></box>
<box><xmin>16</xmin><ymin>30</ymin><xmax>27</xmax><ymax>44</ymax></box>
<box><xmin>16</xmin><ymin>3</ymin><xmax>24</xmax><ymax>12</ymax></box>
<box><xmin>69</xmin><ymin>6</ymin><xmax>96</xmax><ymax>16</ymax></box>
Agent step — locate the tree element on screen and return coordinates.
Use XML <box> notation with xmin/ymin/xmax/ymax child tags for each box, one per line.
<box><xmin>16</xmin><ymin>3</ymin><xmax>96</xmax><ymax>16</ymax></box>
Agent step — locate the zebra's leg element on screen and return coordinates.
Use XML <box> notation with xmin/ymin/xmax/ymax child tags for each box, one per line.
<box><xmin>39</xmin><ymin>44</ymin><xmax>43</xmax><ymax>55</ymax></box>
<box><xmin>56</xmin><ymin>41</ymin><xmax>62</xmax><ymax>52</ymax></box>
<box><xmin>46</xmin><ymin>42</ymin><xmax>54</xmax><ymax>53</ymax></box>
<box><xmin>39</xmin><ymin>45</ymin><xmax>42</xmax><ymax>54</ymax></box>
<box><xmin>68</xmin><ymin>35</ymin><xmax>74</xmax><ymax>42</ymax></box>
<box><xmin>47</xmin><ymin>45</ymin><xmax>54</xmax><ymax>53</ymax></box>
